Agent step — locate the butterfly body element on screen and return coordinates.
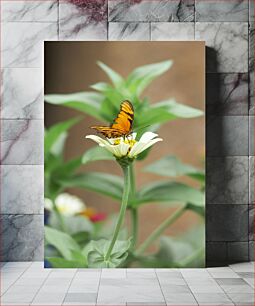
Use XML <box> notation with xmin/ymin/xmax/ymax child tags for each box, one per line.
<box><xmin>91</xmin><ymin>100</ymin><xmax>134</xmax><ymax>139</ymax></box>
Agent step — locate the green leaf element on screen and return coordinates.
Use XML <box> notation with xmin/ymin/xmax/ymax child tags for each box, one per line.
<box><xmin>44</xmin><ymin>226</ymin><xmax>81</xmax><ymax>261</ymax></box>
<box><xmin>48</xmin><ymin>213</ymin><xmax>94</xmax><ymax>235</ymax></box>
<box><xmin>52</xmin><ymin>157</ymin><xmax>82</xmax><ymax>178</ymax></box>
<box><xmin>139</xmin><ymin>99</ymin><xmax>204</xmax><ymax>127</ymax></box>
<box><xmin>46</xmin><ymin>257</ymin><xmax>87</xmax><ymax>268</ymax></box>
<box><xmin>156</xmin><ymin>226</ymin><xmax>205</xmax><ymax>267</ymax></box>
<box><xmin>57</xmin><ymin>172</ymin><xmax>123</xmax><ymax>200</ymax></box>
<box><xmin>157</xmin><ymin>236</ymin><xmax>194</xmax><ymax>265</ymax></box>
<box><xmin>82</xmin><ymin>146</ymin><xmax>115</xmax><ymax>165</ymax></box>
<box><xmin>44</xmin><ymin>117</ymin><xmax>81</xmax><ymax>157</ymax></box>
<box><xmin>186</xmin><ymin>202</ymin><xmax>205</xmax><ymax>217</ymax></box>
<box><xmin>136</xmin><ymin>181</ymin><xmax>205</xmax><ymax>207</ymax></box>
<box><xmin>45</xmin><ymin>92</ymin><xmax>106</xmax><ymax>121</ymax></box>
<box><xmin>126</xmin><ymin>60</ymin><xmax>173</xmax><ymax>96</ymax></box>
<box><xmin>97</xmin><ymin>61</ymin><xmax>124</xmax><ymax>87</ymax></box>
<box><xmin>90</xmin><ymin>82</ymin><xmax>112</xmax><ymax>92</ymax></box>
<box><xmin>144</xmin><ymin>155</ymin><xmax>205</xmax><ymax>182</ymax></box>
<box><xmin>87</xmin><ymin>239</ymin><xmax>131</xmax><ymax>268</ymax></box>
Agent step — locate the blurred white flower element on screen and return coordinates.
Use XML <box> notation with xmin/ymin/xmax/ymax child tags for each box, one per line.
<box><xmin>44</xmin><ymin>198</ymin><xmax>53</xmax><ymax>211</ymax></box>
<box><xmin>86</xmin><ymin>132</ymin><xmax>162</xmax><ymax>159</ymax></box>
<box><xmin>44</xmin><ymin>193</ymin><xmax>86</xmax><ymax>216</ymax></box>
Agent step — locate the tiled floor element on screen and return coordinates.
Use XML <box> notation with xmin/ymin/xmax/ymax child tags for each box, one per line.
<box><xmin>0</xmin><ymin>262</ymin><xmax>254</xmax><ymax>305</ymax></box>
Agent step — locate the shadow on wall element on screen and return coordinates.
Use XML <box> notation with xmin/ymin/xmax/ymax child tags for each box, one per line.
<box><xmin>205</xmin><ymin>47</ymin><xmax>227</xmax><ymax>267</ymax></box>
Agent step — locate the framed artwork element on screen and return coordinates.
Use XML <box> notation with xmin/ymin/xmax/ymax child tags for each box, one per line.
<box><xmin>44</xmin><ymin>41</ymin><xmax>205</xmax><ymax>268</ymax></box>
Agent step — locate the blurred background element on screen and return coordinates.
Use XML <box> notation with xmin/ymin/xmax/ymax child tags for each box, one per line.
<box><xmin>45</xmin><ymin>41</ymin><xmax>205</xmax><ymax>252</ymax></box>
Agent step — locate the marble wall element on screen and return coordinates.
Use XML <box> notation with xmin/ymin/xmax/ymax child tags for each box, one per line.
<box><xmin>0</xmin><ymin>0</ymin><xmax>254</xmax><ymax>265</ymax></box>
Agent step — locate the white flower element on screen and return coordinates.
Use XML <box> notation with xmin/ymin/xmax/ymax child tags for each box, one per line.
<box><xmin>86</xmin><ymin>132</ymin><xmax>162</xmax><ymax>159</ymax></box>
<box><xmin>44</xmin><ymin>193</ymin><xmax>86</xmax><ymax>216</ymax></box>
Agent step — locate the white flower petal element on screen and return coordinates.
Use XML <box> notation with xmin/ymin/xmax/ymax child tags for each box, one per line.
<box><xmin>129</xmin><ymin>138</ymin><xmax>162</xmax><ymax>158</ymax></box>
<box><xmin>102</xmin><ymin>143</ymin><xmax>116</xmax><ymax>155</ymax></box>
<box><xmin>128</xmin><ymin>142</ymin><xmax>145</xmax><ymax>158</ymax></box>
<box><xmin>86</xmin><ymin>135</ymin><xmax>109</xmax><ymax>146</ymax></box>
<box><xmin>139</xmin><ymin>132</ymin><xmax>158</xmax><ymax>143</ymax></box>
<box><xmin>120</xmin><ymin>143</ymin><xmax>130</xmax><ymax>156</ymax></box>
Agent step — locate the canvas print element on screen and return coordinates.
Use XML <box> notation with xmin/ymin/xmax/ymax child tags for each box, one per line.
<box><xmin>44</xmin><ymin>41</ymin><xmax>205</xmax><ymax>268</ymax></box>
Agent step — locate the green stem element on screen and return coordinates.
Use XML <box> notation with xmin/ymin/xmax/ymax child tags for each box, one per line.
<box><xmin>105</xmin><ymin>165</ymin><xmax>130</xmax><ymax>261</ymax></box>
<box><xmin>131</xmin><ymin>208</ymin><xmax>138</xmax><ymax>249</ymax></box>
<box><xmin>136</xmin><ymin>204</ymin><xmax>186</xmax><ymax>256</ymax></box>
<box><xmin>130</xmin><ymin>163</ymin><xmax>138</xmax><ymax>249</ymax></box>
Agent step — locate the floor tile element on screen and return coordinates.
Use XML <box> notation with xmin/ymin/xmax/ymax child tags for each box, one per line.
<box><xmin>215</xmin><ymin>278</ymin><xmax>247</xmax><ymax>285</ymax></box>
<box><xmin>31</xmin><ymin>292</ymin><xmax>66</xmax><ymax>305</ymax></box>
<box><xmin>161</xmin><ymin>284</ymin><xmax>191</xmax><ymax>294</ymax></box>
<box><xmin>230</xmin><ymin>262</ymin><xmax>254</xmax><ymax>272</ymax></box>
<box><xmin>189</xmin><ymin>284</ymin><xmax>224</xmax><ymax>293</ymax></box>
<box><xmin>193</xmin><ymin>293</ymin><xmax>234</xmax><ymax>305</ymax></box>
<box><xmin>64</xmin><ymin>292</ymin><xmax>97</xmax><ymax>303</ymax></box>
<box><xmin>227</xmin><ymin>292</ymin><xmax>254</xmax><ymax>305</ymax></box>
<box><xmin>101</xmin><ymin>268</ymin><xmax>126</xmax><ymax>279</ymax></box>
<box><xmin>163</xmin><ymin>293</ymin><xmax>198</xmax><ymax>305</ymax></box>
<box><xmin>220</xmin><ymin>284</ymin><xmax>253</xmax><ymax>293</ymax></box>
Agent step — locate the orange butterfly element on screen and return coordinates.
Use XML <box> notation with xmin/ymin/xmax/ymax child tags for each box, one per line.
<box><xmin>91</xmin><ymin>100</ymin><xmax>134</xmax><ymax>139</ymax></box>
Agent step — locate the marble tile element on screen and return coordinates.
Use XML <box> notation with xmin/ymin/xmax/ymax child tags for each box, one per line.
<box><xmin>249</xmin><ymin>70</ymin><xmax>254</xmax><ymax>114</ymax></box>
<box><xmin>196</xmin><ymin>0</ymin><xmax>248</xmax><ymax>22</ymax></box>
<box><xmin>64</xmin><ymin>293</ymin><xmax>97</xmax><ymax>303</ymax></box>
<box><xmin>229</xmin><ymin>262</ymin><xmax>254</xmax><ymax>272</ymax></box>
<box><xmin>31</xmin><ymin>291</ymin><xmax>66</xmax><ymax>305</ymax></box>
<box><xmin>160</xmin><ymin>284</ymin><xmax>191</xmax><ymax>294</ymax></box>
<box><xmin>125</xmin><ymin>285</ymin><xmax>165</xmax><ymax>303</ymax></box>
<box><xmin>1</xmin><ymin>119</ymin><xmax>44</xmax><ymax>165</ymax></box>
<box><xmin>206</xmin><ymin>73</ymin><xmax>249</xmax><ymax>116</ymax></box>
<box><xmin>227</xmin><ymin>292</ymin><xmax>254</xmax><ymax>305</ymax></box>
<box><xmin>126</xmin><ymin>269</ymin><xmax>156</xmax><ymax>278</ymax></box>
<box><xmin>206</xmin><ymin>242</ymin><xmax>227</xmax><ymax>264</ymax></box>
<box><xmin>207</xmin><ymin>116</ymin><xmax>248</xmax><ymax>156</ymax></box>
<box><xmin>249</xmin><ymin>204</ymin><xmax>254</xmax><ymax>240</ymax></box>
<box><xmin>208</xmin><ymin>267</ymin><xmax>240</xmax><ymax>278</ymax></box>
<box><xmin>249</xmin><ymin>25</ymin><xmax>254</xmax><ymax>114</ymax></box>
<box><xmin>151</xmin><ymin>22</ymin><xmax>194</xmax><ymax>40</ymax></box>
<box><xmin>59</xmin><ymin>1</ymin><xmax>107</xmax><ymax>40</ymax></box>
<box><xmin>1</xmin><ymin>165</ymin><xmax>43</xmax><ymax>214</ymax></box>
<box><xmin>1</xmin><ymin>0</ymin><xmax>58</xmax><ymax>22</ymax></box>
<box><xmin>250</xmin><ymin>0</ymin><xmax>255</xmax><ymax>21</ymax></box>
<box><xmin>227</xmin><ymin>242</ymin><xmax>249</xmax><ymax>262</ymax></box>
<box><xmin>192</xmin><ymin>293</ymin><xmax>234</xmax><ymax>305</ymax></box>
<box><xmin>249</xmin><ymin>24</ymin><xmax>254</xmax><ymax>72</ymax></box>
<box><xmin>101</xmin><ymin>268</ymin><xmax>126</xmax><ymax>279</ymax></box>
<box><xmin>249</xmin><ymin>241</ymin><xmax>254</xmax><ymax>261</ymax></box>
<box><xmin>249</xmin><ymin>116</ymin><xmax>254</xmax><ymax>154</ymax></box>
<box><xmin>249</xmin><ymin>156</ymin><xmax>254</xmax><ymax>205</ymax></box>
<box><xmin>1</xmin><ymin>68</ymin><xmax>43</xmax><ymax>119</ymax></box>
<box><xmin>0</xmin><ymin>215</ymin><xmax>43</xmax><ymax>261</ymax></box>
<box><xmin>163</xmin><ymin>293</ymin><xmax>198</xmax><ymax>305</ymax></box>
<box><xmin>109</xmin><ymin>22</ymin><xmax>150</xmax><ymax>40</ymax></box>
<box><xmin>206</xmin><ymin>156</ymin><xmax>249</xmax><ymax>204</ymax></box>
<box><xmin>215</xmin><ymin>278</ymin><xmax>247</xmax><ymax>285</ymax></box>
<box><xmin>195</xmin><ymin>22</ymin><xmax>248</xmax><ymax>73</ymax></box>
<box><xmin>108</xmin><ymin>0</ymin><xmax>195</xmax><ymax>22</ymax></box>
<box><xmin>2</xmin><ymin>22</ymin><xmax>58</xmax><ymax>68</ymax></box>
<box><xmin>206</xmin><ymin>205</ymin><xmax>249</xmax><ymax>241</ymax></box>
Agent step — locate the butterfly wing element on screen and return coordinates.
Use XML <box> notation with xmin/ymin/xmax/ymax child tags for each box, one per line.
<box><xmin>90</xmin><ymin>126</ymin><xmax>124</xmax><ymax>138</ymax></box>
<box><xmin>111</xmin><ymin>100</ymin><xmax>134</xmax><ymax>134</ymax></box>
<box><xmin>91</xmin><ymin>100</ymin><xmax>134</xmax><ymax>138</ymax></box>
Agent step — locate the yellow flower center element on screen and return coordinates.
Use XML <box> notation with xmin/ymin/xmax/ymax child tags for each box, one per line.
<box><xmin>114</xmin><ymin>138</ymin><xmax>136</xmax><ymax>147</ymax></box>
